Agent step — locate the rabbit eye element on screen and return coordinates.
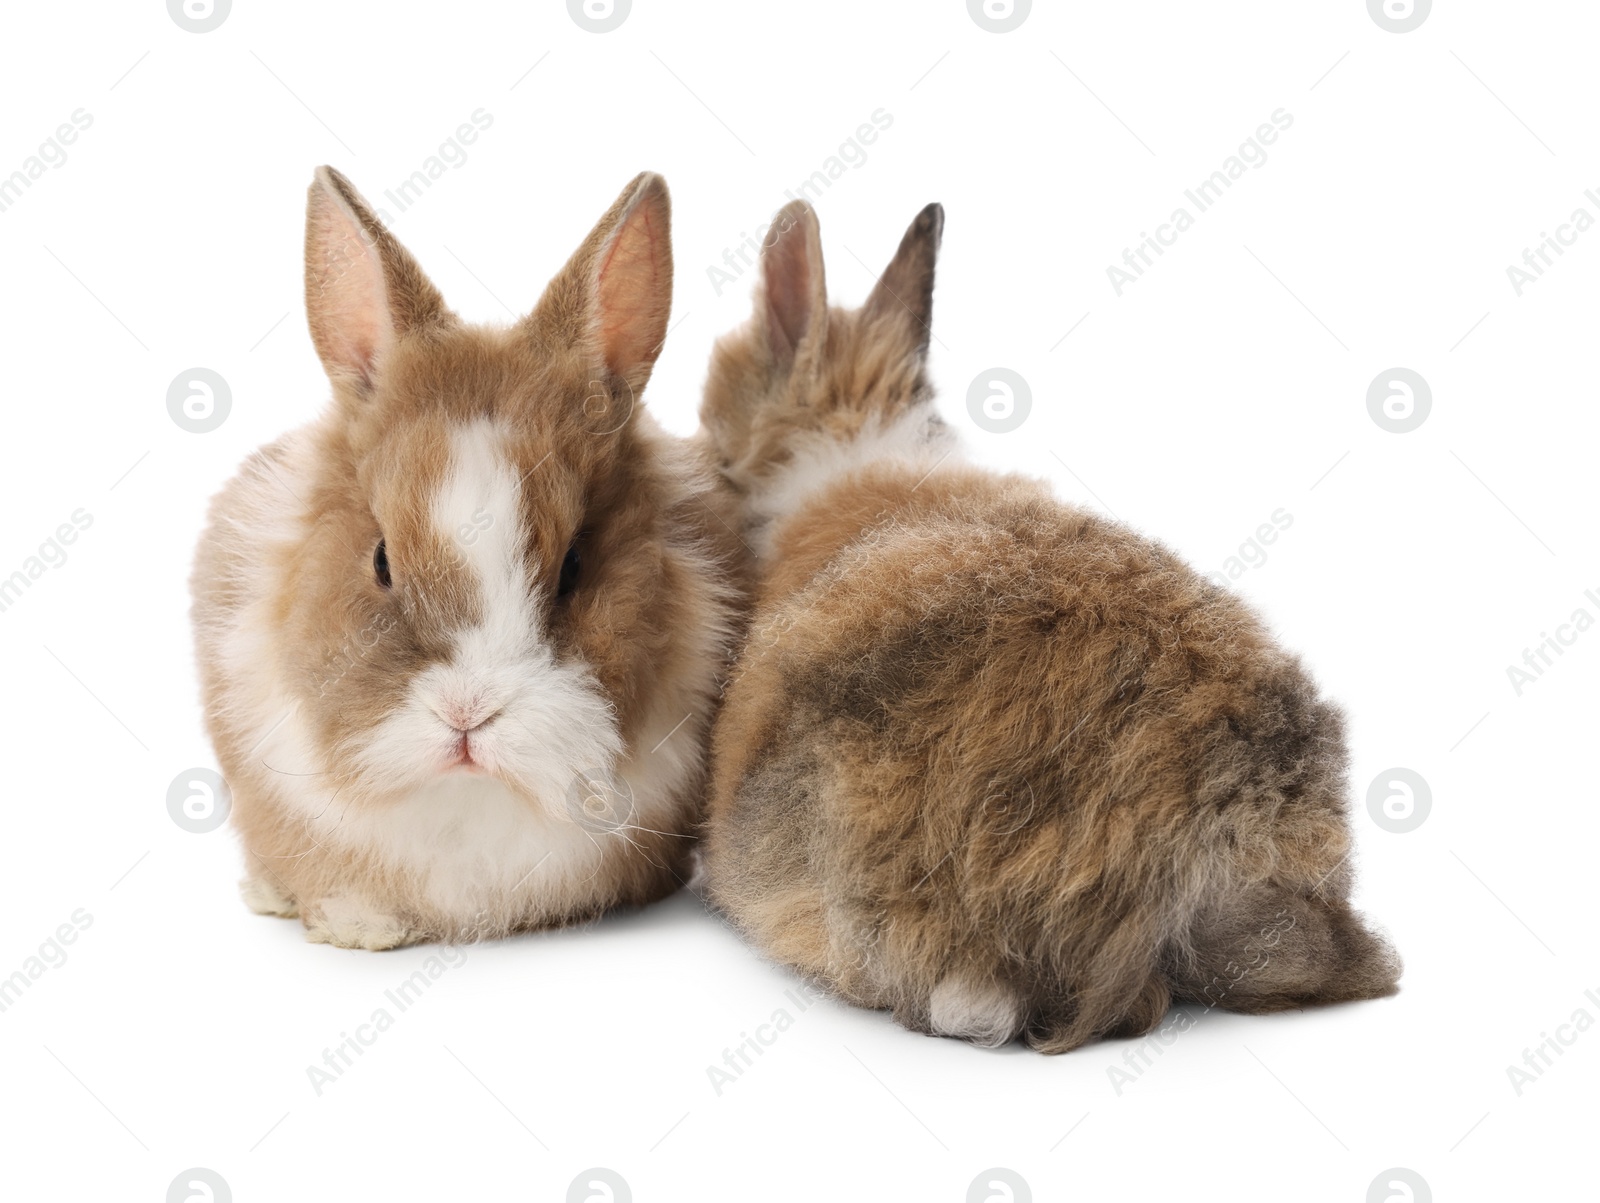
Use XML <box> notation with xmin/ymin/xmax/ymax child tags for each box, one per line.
<box><xmin>373</xmin><ymin>538</ymin><xmax>392</xmax><ymax>589</ymax></box>
<box><xmin>558</xmin><ymin>540</ymin><xmax>581</xmax><ymax>598</ymax></box>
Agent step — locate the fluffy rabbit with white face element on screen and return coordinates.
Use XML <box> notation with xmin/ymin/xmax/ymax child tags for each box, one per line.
<box><xmin>190</xmin><ymin>168</ymin><xmax>742</xmax><ymax>949</ymax></box>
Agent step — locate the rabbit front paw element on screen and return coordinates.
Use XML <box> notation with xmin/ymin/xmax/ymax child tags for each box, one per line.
<box><xmin>240</xmin><ymin>872</ymin><xmax>299</xmax><ymax>918</ymax></box>
<box><xmin>303</xmin><ymin>896</ymin><xmax>416</xmax><ymax>950</ymax></box>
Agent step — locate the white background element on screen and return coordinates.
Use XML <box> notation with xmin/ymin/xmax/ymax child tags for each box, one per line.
<box><xmin>0</xmin><ymin>1</ymin><xmax>1594</xmax><ymax>1200</ymax></box>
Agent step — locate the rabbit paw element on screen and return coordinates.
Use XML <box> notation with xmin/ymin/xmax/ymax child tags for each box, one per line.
<box><xmin>240</xmin><ymin>873</ymin><xmax>299</xmax><ymax>918</ymax></box>
<box><xmin>928</xmin><ymin>975</ymin><xmax>1024</xmax><ymax>1048</ymax></box>
<box><xmin>304</xmin><ymin>896</ymin><xmax>415</xmax><ymax>950</ymax></box>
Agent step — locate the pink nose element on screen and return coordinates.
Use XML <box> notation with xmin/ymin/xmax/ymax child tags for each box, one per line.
<box><xmin>435</xmin><ymin>702</ymin><xmax>498</xmax><ymax>733</ymax></box>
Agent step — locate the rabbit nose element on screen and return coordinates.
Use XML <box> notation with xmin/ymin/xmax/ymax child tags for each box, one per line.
<box><xmin>434</xmin><ymin>701</ymin><xmax>501</xmax><ymax>733</ymax></box>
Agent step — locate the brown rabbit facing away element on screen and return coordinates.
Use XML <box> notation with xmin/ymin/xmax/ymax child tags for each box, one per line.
<box><xmin>190</xmin><ymin>169</ymin><xmax>743</xmax><ymax>949</ymax></box>
<box><xmin>697</xmin><ymin>199</ymin><xmax>1400</xmax><ymax>1052</ymax></box>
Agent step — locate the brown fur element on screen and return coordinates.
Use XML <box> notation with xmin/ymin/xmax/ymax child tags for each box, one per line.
<box><xmin>698</xmin><ymin>200</ymin><xmax>1399</xmax><ymax>1050</ymax></box>
<box><xmin>191</xmin><ymin>169</ymin><xmax>745</xmax><ymax>947</ymax></box>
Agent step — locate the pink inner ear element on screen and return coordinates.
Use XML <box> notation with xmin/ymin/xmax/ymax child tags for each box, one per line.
<box><xmin>596</xmin><ymin>202</ymin><xmax>669</xmax><ymax>381</ymax></box>
<box><xmin>310</xmin><ymin>199</ymin><xmax>391</xmax><ymax>384</ymax></box>
<box><xmin>763</xmin><ymin>227</ymin><xmax>814</xmax><ymax>361</ymax></box>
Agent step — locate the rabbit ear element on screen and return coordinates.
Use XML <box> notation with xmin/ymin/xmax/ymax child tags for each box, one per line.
<box><xmin>524</xmin><ymin>172</ymin><xmax>674</xmax><ymax>399</ymax></box>
<box><xmin>304</xmin><ymin>166</ymin><xmax>449</xmax><ymax>390</ymax></box>
<box><xmin>862</xmin><ymin>202</ymin><xmax>943</xmax><ymax>356</ymax></box>
<box><xmin>757</xmin><ymin>199</ymin><xmax>827</xmax><ymax>369</ymax></box>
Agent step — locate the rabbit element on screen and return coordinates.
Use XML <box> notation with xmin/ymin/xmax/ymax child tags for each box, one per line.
<box><xmin>696</xmin><ymin>198</ymin><xmax>1400</xmax><ymax>1052</ymax></box>
<box><xmin>190</xmin><ymin>167</ymin><xmax>744</xmax><ymax>949</ymax></box>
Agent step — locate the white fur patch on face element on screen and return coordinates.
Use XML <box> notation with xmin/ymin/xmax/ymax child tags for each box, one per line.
<box><xmin>353</xmin><ymin>418</ymin><xmax>622</xmax><ymax>813</ymax></box>
<box><xmin>928</xmin><ymin>975</ymin><xmax>1024</xmax><ymax>1048</ymax></box>
<box><xmin>747</xmin><ymin>405</ymin><xmax>958</xmax><ymax>559</ymax></box>
<box><xmin>430</xmin><ymin>417</ymin><xmax>540</xmax><ymax>677</ymax></box>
